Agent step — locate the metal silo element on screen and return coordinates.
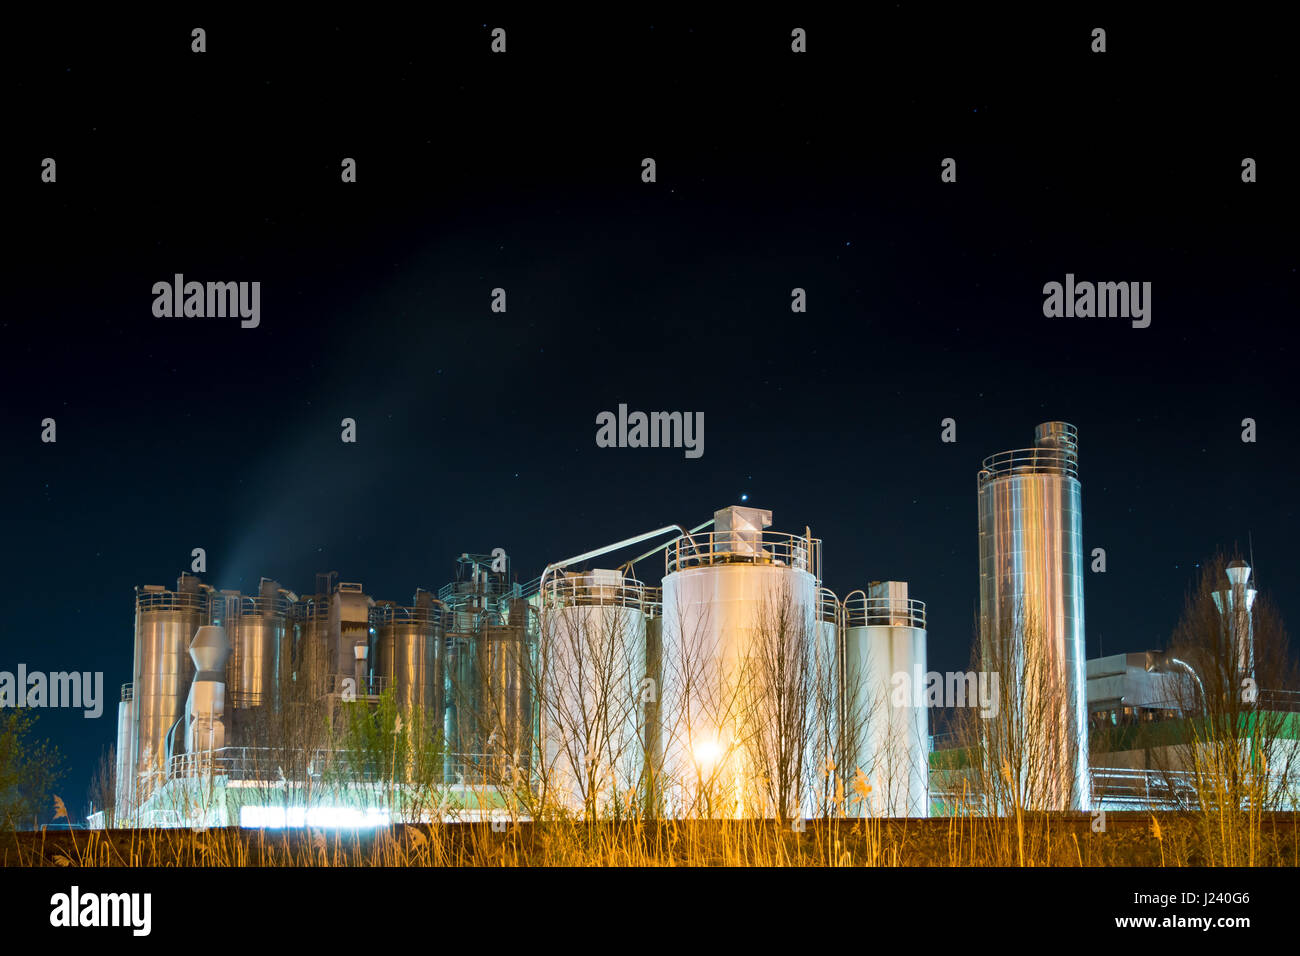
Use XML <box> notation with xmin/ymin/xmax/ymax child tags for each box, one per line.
<box><xmin>842</xmin><ymin>583</ymin><xmax>929</xmax><ymax>817</ymax></box>
<box><xmin>659</xmin><ymin>506</ymin><xmax>820</xmax><ymax>818</ymax></box>
<box><xmin>978</xmin><ymin>421</ymin><xmax>1088</xmax><ymax>811</ymax></box>
<box><xmin>803</xmin><ymin>587</ymin><xmax>841</xmax><ymax>816</ymax></box>
<box><xmin>293</xmin><ymin>595</ymin><xmax>332</xmax><ymax>701</ymax></box>
<box><xmin>539</xmin><ymin>569</ymin><xmax>649</xmax><ymax>814</ymax></box>
<box><xmin>237</xmin><ymin>580</ymin><xmax>288</xmax><ymax>710</ymax></box>
<box><xmin>478</xmin><ymin>615</ymin><xmax>533</xmax><ymax>787</ymax></box>
<box><xmin>376</xmin><ymin>591</ymin><xmax>443</xmax><ymax>727</ymax></box>
<box><xmin>115</xmin><ymin>684</ymin><xmax>135</xmax><ymax>823</ymax></box>
<box><xmin>132</xmin><ymin>573</ymin><xmax>211</xmax><ymax>802</ymax></box>
<box><xmin>212</xmin><ymin>579</ymin><xmax>288</xmax><ymax>712</ymax></box>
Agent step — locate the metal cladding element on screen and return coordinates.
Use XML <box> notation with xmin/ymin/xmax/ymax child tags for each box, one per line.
<box><xmin>114</xmin><ymin>687</ymin><xmax>135</xmax><ymax>821</ymax></box>
<box><xmin>132</xmin><ymin>573</ymin><xmax>211</xmax><ymax>802</ymax></box>
<box><xmin>292</xmin><ymin>594</ymin><xmax>332</xmax><ymax>699</ymax></box>
<box><xmin>479</xmin><ymin>597</ymin><xmax>536</xmax><ymax>782</ymax></box>
<box><xmin>842</xmin><ymin>583</ymin><xmax>929</xmax><ymax>817</ymax></box>
<box><xmin>236</xmin><ymin>580</ymin><xmax>288</xmax><ymax>709</ymax></box>
<box><xmin>660</xmin><ymin>506</ymin><xmax>820</xmax><ymax>817</ymax></box>
<box><xmin>330</xmin><ymin>583</ymin><xmax>374</xmax><ymax>681</ymax></box>
<box><xmin>184</xmin><ymin>625</ymin><xmax>231</xmax><ymax>754</ymax></box>
<box><xmin>540</xmin><ymin>569</ymin><xmax>652</xmax><ymax>812</ymax></box>
<box><xmin>978</xmin><ymin>421</ymin><xmax>1089</xmax><ymax>811</ymax></box>
<box><xmin>375</xmin><ymin>591</ymin><xmax>443</xmax><ymax>726</ymax></box>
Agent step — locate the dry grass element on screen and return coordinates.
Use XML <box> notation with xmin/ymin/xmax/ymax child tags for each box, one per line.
<box><xmin>7</xmin><ymin>810</ymin><xmax>1299</xmax><ymax>867</ymax></box>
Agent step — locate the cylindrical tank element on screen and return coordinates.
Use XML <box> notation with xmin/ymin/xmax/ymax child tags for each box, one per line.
<box><xmin>132</xmin><ymin>574</ymin><xmax>210</xmax><ymax>802</ymax></box>
<box><xmin>539</xmin><ymin>570</ymin><xmax>649</xmax><ymax>814</ymax></box>
<box><xmin>376</xmin><ymin>599</ymin><xmax>442</xmax><ymax>728</ymax></box>
<box><xmin>443</xmin><ymin>630</ymin><xmax>478</xmax><ymax>782</ymax></box>
<box><xmin>115</xmin><ymin>686</ymin><xmax>135</xmax><ymax>823</ymax></box>
<box><xmin>659</xmin><ymin>507</ymin><xmax>820</xmax><ymax>818</ymax></box>
<box><xmin>804</xmin><ymin>587</ymin><xmax>840</xmax><ymax>816</ymax></box>
<box><xmin>843</xmin><ymin>584</ymin><xmax>929</xmax><ymax>817</ymax></box>
<box><xmin>978</xmin><ymin>421</ymin><xmax>1088</xmax><ymax>811</ymax></box>
<box><xmin>478</xmin><ymin>619</ymin><xmax>534</xmax><ymax>786</ymax></box>
<box><xmin>293</xmin><ymin>597</ymin><xmax>331</xmax><ymax>701</ymax></box>
<box><xmin>232</xmin><ymin>581</ymin><xmax>287</xmax><ymax>710</ymax></box>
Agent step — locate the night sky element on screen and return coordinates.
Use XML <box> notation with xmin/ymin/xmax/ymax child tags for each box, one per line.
<box><xmin>6</xmin><ymin>12</ymin><xmax>1297</xmax><ymax>807</ymax></box>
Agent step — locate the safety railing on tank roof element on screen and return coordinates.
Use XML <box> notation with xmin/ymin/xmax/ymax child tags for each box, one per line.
<box><xmin>134</xmin><ymin>588</ymin><xmax>211</xmax><ymax>613</ymax></box>
<box><xmin>541</xmin><ymin>575</ymin><xmax>659</xmax><ymax>612</ymax></box>
<box><xmin>371</xmin><ymin>602</ymin><xmax>443</xmax><ymax>626</ymax></box>
<box><xmin>121</xmin><ymin>682</ymin><xmax>134</xmax><ymax>702</ymax></box>
<box><xmin>817</xmin><ymin>588</ymin><xmax>840</xmax><ymax>625</ymax></box>
<box><xmin>665</xmin><ymin>530</ymin><xmax>821</xmax><ymax>577</ymax></box>
<box><xmin>239</xmin><ymin>592</ymin><xmax>291</xmax><ymax>616</ymax></box>
<box><xmin>842</xmin><ymin>593</ymin><xmax>926</xmax><ymax>629</ymax></box>
<box><xmin>978</xmin><ymin>446</ymin><xmax>1078</xmax><ymax>487</ymax></box>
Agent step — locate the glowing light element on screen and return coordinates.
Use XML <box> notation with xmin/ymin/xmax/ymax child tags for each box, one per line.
<box><xmin>239</xmin><ymin>805</ymin><xmax>391</xmax><ymax>829</ymax></box>
<box><xmin>693</xmin><ymin>738</ymin><xmax>723</xmax><ymax>767</ymax></box>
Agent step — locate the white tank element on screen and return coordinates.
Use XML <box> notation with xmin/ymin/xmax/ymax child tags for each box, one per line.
<box><xmin>660</xmin><ymin>507</ymin><xmax>820</xmax><ymax>818</ymax></box>
<box><xmin>115</xmin><ymin>691</ymin><xmax>135</xmax><ymax>824</ymax></box>
<box><xmin>540</xmin><ymin>570</ymin><xmax>648</xmax><ymax>815</ymax></box>
<box><xmin>843</xmin><ymin>583</ymin><xmax>929</xmax><ymax>817</ymax></box>
<box><xmin>803</xmin><ymin>589</ymin><xmax>840</xmax><ymax>816</ymax></box>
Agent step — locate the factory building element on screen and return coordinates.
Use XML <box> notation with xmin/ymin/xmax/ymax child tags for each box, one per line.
<box><xmin>107</xmin><ymin>506</ymin><xmax>932</xmax><ymax>827</ymax></box>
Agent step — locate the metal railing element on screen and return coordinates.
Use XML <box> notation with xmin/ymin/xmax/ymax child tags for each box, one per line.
<box><xmin>372</xmin><ymin>602</ymin><xmax>443</xmax><ymax>627</ymax></box>
<box><xmin>167</xmin><ymin>746</ymin><xmax>382</xmax><ymax>783</ymax></box>
<box><xmin>120</xmin><ymin>682</ymin><xmax>134</xmax><ymax>702</ymax></box>
<box><xmin>978</xmin><ymin>445</ymin><xmax>1078</xmax><ymax>487</ymax></box>
<box><xmin>135</xmin><ymin>588</ymin><xmax>211</xmax><ymax>613</ymax></box>
<box><xmin>665</xmin><ymin>530</ymin><xmax>821</xmax><ymax>578</ymax></box>
<box><xmin>323</xmin><ymin>673</ymin><xmax>392</xmax><ymax>697</ymax></box>
<box><xmin>817</xmin><ymin>587</ymin><xmax>840</xmax><ymax>625</ymax></box>
<box><xmin>541</xmin><ymin>574</ymin><xmax>660</xmax><ymax>613</ymax></box>
<box><xmin>843</xmin><ymin>593</ymin><xmax>927</xmax><ymax>629</ymax></box>
<box><xmin>164</xmin><ymin>746</ymin><xmax>522</xmax><ymax>787</ymax></box>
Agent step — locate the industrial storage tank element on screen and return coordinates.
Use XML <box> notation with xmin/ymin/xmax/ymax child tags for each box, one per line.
<box><xmin>978</xmin><ymin>421</ymin><xmax>1089</xmax><ymax>811</ymax></box>
<box><xmin>132</xmin><ymin>573</ymin><xmax>211</xmax><ymax>802</ymax></box>
<box><xmin>539</xmin><ymin>569</ymin><xmax>650</xmax><ymax>814</ymax></box>
<box><xmin>292</xmin><ymin>595</ymin><xmax>332</xmax><ymax>701</ymax></box>
<box><xmin>115</xmin><ymin>684</ymin><xmax>135</xmax><ymax>822</ymax></box>
<box><xmin>842</xmin><ymin>583</ymin><xmax>929</xmax><ymax>817</ymax></box>
<box><xmin>376</xmin><ymin>590</ymin><xmax>443</xmax><ymax>728</ymax></box>
<box><xmin>659</xmin><ymin>506</ymin><xmax>820</xmax><ymax>818</ymax></box>
<box><xmin>803</xmin><ymin>587</ymin><xmax>841</xmax><ymax>816</ymax></box>
<box><xmin>215</xmin><ymin>578</ymin><xmax>289</xmax><ymax>711</ymax></box>
<box><xmin>478</xmin><ymin>612</ymin><xmax>534</xmax><ymax>787</ymax></box>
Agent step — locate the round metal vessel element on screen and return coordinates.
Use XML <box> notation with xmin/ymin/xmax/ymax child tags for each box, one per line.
<box><xmin>293</xmin><ymin>599</ymin><xmax>331</xmax><ymax>700</ymax></box>
<box><xmin>660</xmin><ymin>528</ymin><xmax>819</xmax><ymax>818</ymax></box>
<box><xmin>115</xmin><ymin>691</ymin><xmax>135</xmax><ymax>822</ymax></box>
<box><xmin>376</xmin><ymin>602</ymin><xmax>442</xmax><ymax>726</ymax></box>
<box><xmin>478</xmin><ymin>624</ymin><xmax>533</xmax><ymax>785</ymax></box>
<box><xmin>978</xmin><ymin>421</ymin><xmax>1088</xmax><ymax>811</ymax></box>
<box><xmin>843</xmin><ymin>587</ymin><xmax>929</xmax><ymax>817</ymax></box>
<box><xmin>132</xmin><ymin>580</ymin><xmax>210</xmax><ymax>799</ymax></box>
<box><xmin>230</xmin><ymin>590</ymin><xmax>287</xmax><ymax>709</ymax></box>
<box><xmin>539</xmin><ymin>571</ymin><xmax>649</xmax><ymax>814</ymax></box>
